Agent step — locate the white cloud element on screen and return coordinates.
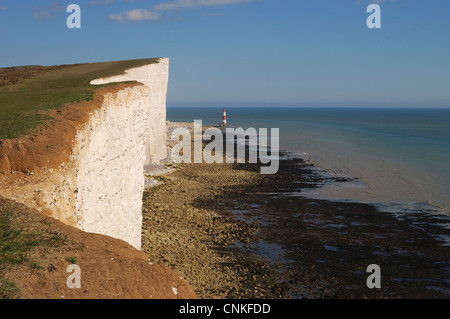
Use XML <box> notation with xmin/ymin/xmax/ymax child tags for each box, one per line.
<box><xmin>154</xmin><ymin>0</ymin><xmax>261</xmax><ymax>11</ymax></box>
<box><xmin>109</xmin><ymin>8</ymin><xmax>161</xmax><ymax>22</ymax></box>
<box><xmin>109</xmin><ymin>0</ymin><xmax>260</xmax><ymax>23</ymax></box>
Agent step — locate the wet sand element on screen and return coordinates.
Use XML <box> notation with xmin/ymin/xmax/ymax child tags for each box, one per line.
<box><xmin>141</xmin><ymin>125</ymin><xmax>450</xmax><ymax>299</ymax></box>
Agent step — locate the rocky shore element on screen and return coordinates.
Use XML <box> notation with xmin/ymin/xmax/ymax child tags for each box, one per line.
<box><xmin>3</xmin><ymin>120</ymin><xmax>448</xmax><ymax>299</ymax></box>
<box><xmin>141</xmin><ymin>122</ymin><xmax>450</xmax><ymax>299</ymax></box>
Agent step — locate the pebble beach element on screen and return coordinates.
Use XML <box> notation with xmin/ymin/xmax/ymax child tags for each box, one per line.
<box><xmin>140</xmin><ymin>122</ymin><xmax>450</xmax><ymax>299</ymax></box>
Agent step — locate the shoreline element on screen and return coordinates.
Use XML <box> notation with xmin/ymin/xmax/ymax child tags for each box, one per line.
<box><xmin>279</xmin><ymin>149</ymin><xmax>450</xmax><ymax>247</ymax></box>
<box><xmin>294</xmin><ymin>148</ymin><xmax>450</xmax><ymax>225</ymax></box>
<box><xmin>167</xmin><ymin>107</ymin><xmax>450</xmax><ymax>223</ymax></box>
<box><xmin>141</xmin><ymin>122</ymin><xmax>450</xmax><ymax>298</ymax></box>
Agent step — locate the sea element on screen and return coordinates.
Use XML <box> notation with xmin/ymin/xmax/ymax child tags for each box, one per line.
<box><xmin>167</xmin><ymin>106</ymin><xmax>450</xmax><ymax>243</ymax></box>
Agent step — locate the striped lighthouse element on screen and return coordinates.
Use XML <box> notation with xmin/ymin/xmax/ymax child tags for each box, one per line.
<box><xmin>220</xmin><ymin>108</ymin><xmax>227</xmax><ymax>127</ymax></box>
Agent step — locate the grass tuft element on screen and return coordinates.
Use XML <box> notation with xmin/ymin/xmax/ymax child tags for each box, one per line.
<box><xmin>0</xmin><ymin>210</ymin><xmax>67</xmax><ymax>299</ymax></box>
<box><xmin>65</xmin><ymin>256</ymin><xmax>77</xmax><ymax>264</ymax></box>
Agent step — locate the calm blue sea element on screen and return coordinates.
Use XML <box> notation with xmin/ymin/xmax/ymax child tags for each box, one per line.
<box><xmin>167</xmin><ymin>107</ymin><xmax>450</xmax><ymax>221</ymax></box>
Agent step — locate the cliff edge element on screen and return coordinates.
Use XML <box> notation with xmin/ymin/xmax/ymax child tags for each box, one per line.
<box><xmin>0</xmin><ymin>58</ymin><xmax>197</xmax><ymax>298</ymax></box>
<box><xmin>0</xmin><ymin>58</ymin><xmax>169</xmax><ymax>249</ymax></box>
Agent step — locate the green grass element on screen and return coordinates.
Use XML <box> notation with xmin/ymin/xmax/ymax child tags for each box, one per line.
<box><xmin>0</xmin><ymin>210</ymin><xmax>67</xmax><ymax>298</ymax></box>
<box><xmin>65</xmin><ymin>256</ymin><xmax>77</xmax><ymax>264</ymax></box>
<box><xmin>0</xmin><ymin>211</ymin><xmax>65</xmax><ymax>265</ymax></box>
<box><xmin>0</xmin><ymin>280</ymin><xmax>20</xmax><ymax>299</ymax></box>
<box><xmin>0</xmin><ymin>58</ymin><xmax>160</xmax><ymax>139</ymax></box>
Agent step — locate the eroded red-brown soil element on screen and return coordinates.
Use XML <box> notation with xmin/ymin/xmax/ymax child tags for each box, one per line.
<box><xmin>0</xmin><ymin>196</ymin><xmax>197</xmax><ymax>299</ymax></box>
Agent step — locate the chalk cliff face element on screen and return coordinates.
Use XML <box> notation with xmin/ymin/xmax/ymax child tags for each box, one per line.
<box><xmin>0</xmin><ymin>59</ymin><xmax>169</xmax><ymax>250</ymax></box>
<box><xmin>75</xmin><ymin>59</ymin><xmax>169</xmax><ymax>249</ymax></box>
<box><xmin>90</xmin><ymin>58</ymin><xmax>169</xmax><ymax>165</ymax></box>
<box><xmin>73</xmin><ymin>86</ymin><xmax>150</xmax><ymax>249</ymax></box>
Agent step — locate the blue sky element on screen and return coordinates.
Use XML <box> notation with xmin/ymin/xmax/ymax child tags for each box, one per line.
<box><xmin>0</xmin><ymin>0</ymin><xmax>449</xmax><ymax>107</ymax></box>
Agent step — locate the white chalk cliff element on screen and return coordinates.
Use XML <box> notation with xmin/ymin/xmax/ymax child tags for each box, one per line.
<box><xmin>89</xmin><ymin>59</ymin><xmax>169</xmax><ymax>165</ymax></box>
<box><xmin>73</xmin><ymin>58</ymin><xmax>169</xmax><ymax>249</ymax></box>
<box><xmin>0</xmin><ymin>59</ymin><xmax>169</xmax><ymax>251</ymax></box>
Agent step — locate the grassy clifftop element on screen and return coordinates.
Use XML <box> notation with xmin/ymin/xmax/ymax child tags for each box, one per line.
<box><xmin>0</xmin><ymin>58</ymin><xmax>159</xmax><ymax>139</ymax></box>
